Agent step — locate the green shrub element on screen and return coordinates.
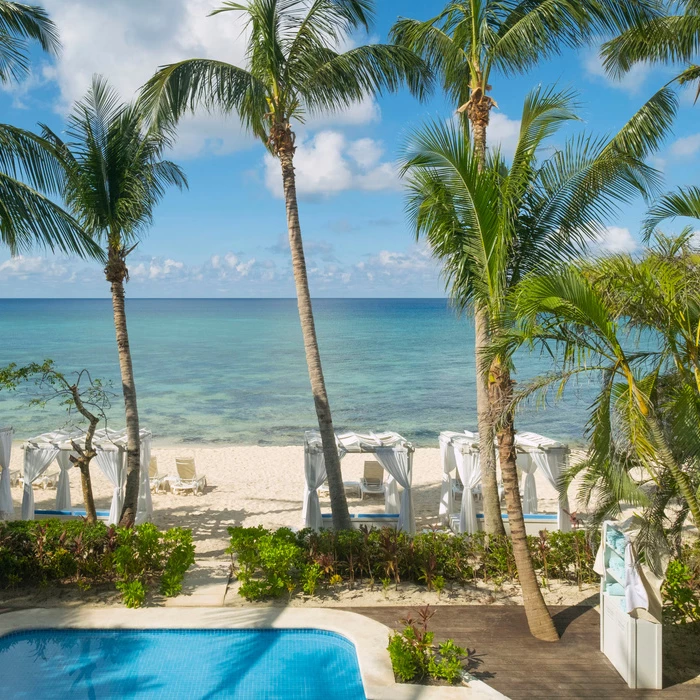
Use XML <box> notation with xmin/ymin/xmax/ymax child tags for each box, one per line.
<box><xmin>0</xmin><ymin>520</ymin><xmax>195</xmax><ymax>607</ymax></box>
<box><xmin>387</xmin><ymin>606</ymin><xmax>468</xmax><ymax>685</ymax></box>
<box><xmin>226</xmin><ymin>525</ymin><xmax>603</xmax><ymax>603</ymax></box>
<box><xmin>663</xmin><ymin>559</ymin><xmax>700</xmax><ymax>624</ymax></box>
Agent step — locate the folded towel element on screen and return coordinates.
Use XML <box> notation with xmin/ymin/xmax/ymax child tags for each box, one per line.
<box><xmin>607</xmin><ymin>582</ymin><xmax>624</xmax><ymax>596</ymax></box>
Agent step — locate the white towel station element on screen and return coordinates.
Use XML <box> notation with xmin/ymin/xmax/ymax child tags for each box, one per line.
<box><xmin>438</xmin><ymin>429</ymin><xmax>572</xmax><ymax>534</ymax></box>
<box><xmin>18</xmin><ymin>428</ymin><xmax>153</xmax><ymax>525</ymax></box>
<box><xmin>302</xmin><ymin>430</ymin><xmax>415</xmax><ymax>533</ymax></box>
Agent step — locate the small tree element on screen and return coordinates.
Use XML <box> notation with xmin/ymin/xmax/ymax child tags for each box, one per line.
<box><xmin>0</xmin><ymin>360</ymin><xmax>116</xmax><ymax>523</ymax></box>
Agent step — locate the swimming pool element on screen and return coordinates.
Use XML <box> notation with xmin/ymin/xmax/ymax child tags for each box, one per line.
<box><xmin>0</xmin><ymin>628</ymin><xmax>367</xmax><ymax>699</ymax></box>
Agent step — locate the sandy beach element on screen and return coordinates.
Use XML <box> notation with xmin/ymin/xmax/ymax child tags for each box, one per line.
<box><xmin>7</xmin><ymin>444</ymin><xmax>574</xmax><ymax>559</ymax></box>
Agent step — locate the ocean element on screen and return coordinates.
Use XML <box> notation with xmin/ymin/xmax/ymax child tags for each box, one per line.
<box><xmin>0</xmin><ymin>298</ymin><xmax>596</xmax><ymax>446</ymax></box>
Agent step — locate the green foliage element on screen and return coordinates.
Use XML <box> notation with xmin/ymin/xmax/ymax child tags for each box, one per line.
<box><xmin>387</xmin><ymin>607</ymin><xmax>468</xmax><ymax>685</ymax></box>
<box><xmin>0</xmin><ymin>520</ymin><xmax>194</xmax><ymax>607</ymax></box>
<box><xmin>227</xmin><ymin>525</ymin><xmax>599</xmax><ymax>602</ymax></box>
<box><xmin>663</xmin><ymin>556</ymin><xmax>700</xmax><ymax>624</ymax></box>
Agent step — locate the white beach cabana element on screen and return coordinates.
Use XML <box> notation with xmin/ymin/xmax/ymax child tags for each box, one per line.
<box><xmin>303</xmin><ymin>430</ymin><xmax>416</xmax><ymax>533</ymax></box>
<box><xmin>0</xmin><ymin>427</ymin><xmax>14</xmax><ymax>520</ymax></box>
<box><xmin>21</xmin><ymin>427</ymin><xmax>153</xmax><ymax>525</ymax></box>
<box><xmin>439</xmin><ymin>429</ymin><xmax>572</xmax><ymax>533</ymax></box>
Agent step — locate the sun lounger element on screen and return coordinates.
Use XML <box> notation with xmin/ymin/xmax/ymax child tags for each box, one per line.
<box><xmin>9</xmin><ymin>469</ymin><xmax>21</xmax><ymax>487</ymax></box>
<box><xmin>170</xmin><ymin>458</ymin><xmax>207</xmax><ymax>495</ymax></box>
<box><xmin>34</xmin><ymin>471</ymin><xmax>59</xmax><ymax>489</ymax></box>
<box><xmin>148</xmin><ymin>457</ymin><xmax>168</xmax><ymax>493</ymax></box>
<box><xmin>359</xmin><ymin>461</ymin><xmax>385</xmax><ymax>500</ymax></box>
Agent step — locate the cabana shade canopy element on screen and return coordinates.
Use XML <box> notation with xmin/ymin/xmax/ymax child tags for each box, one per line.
<box><xmin>439</xmin><ymin>429</ymin><xmax>571</xmax><ymax>533</ymax></box>
<box><xmin>21</xmin><ymin>427</ymin><xmax>153</xmax><ymax>525</ymax></box>
<box><xmin>303</xmin><ymin>430</ymin><xmax>415</xmax><ymax>533</ymax></box>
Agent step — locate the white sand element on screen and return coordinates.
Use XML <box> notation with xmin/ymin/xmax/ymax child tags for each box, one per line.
<box><xmin>7</xmin><ymin>444</ymin><xmax>574</xmax><ymax>561</ymax></box>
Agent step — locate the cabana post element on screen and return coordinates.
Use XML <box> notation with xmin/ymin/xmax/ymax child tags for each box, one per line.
<box><xmin>303</xmin><ymin>430</ymin><xmax>415</xmax><ymax>533</ymax></box>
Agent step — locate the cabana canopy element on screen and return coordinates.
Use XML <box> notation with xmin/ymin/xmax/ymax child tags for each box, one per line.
<box><xmin>22</xmin><ymin>427</ymin><xmax>153</xmax><ymax>525</ymax></box>
<box><xmin>439</xmin><ymin>430</ymin><xmax>571</xmax><ymax>533</ymax></box>
<box><xmin>303</xmin><ymin>430</ymin><xmax>415</xmax><ymax>533</ymax></box>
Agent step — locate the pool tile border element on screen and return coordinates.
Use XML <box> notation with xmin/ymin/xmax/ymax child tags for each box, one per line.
<box><xmin>0</xmin><ymin>607</ymin><xmax>507</xmax><ymax>700</ymax></box>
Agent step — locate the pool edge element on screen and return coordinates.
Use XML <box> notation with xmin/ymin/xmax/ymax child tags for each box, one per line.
<box><xmin>0</xmin><ymin>607</ymin><xmax>507</xmax><ymax>699</ymax></box>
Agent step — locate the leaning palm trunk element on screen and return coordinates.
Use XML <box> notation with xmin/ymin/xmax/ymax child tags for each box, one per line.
<box><xmin>475</xmin><ymin>308</ymin><xmax>505</xmax><ymax>535</ymax></box>
<box><xmin>472</xmin><ymin>113</ymin><xmax>505</xmax><ymax>536</ymax></box>
<box><xmin>106</xmin><ymin>246</ymin><xmax>141</xmax><ymax>528</ymax></box>
<box><xmin>492</xmin><ymin>360</ymin><xmax>559</xmax><ymax>641</ymax></box>
<box><xmin>278</xmin><ymin>146</ymin><xmax>351</xmax><ymax>531</ymax></box>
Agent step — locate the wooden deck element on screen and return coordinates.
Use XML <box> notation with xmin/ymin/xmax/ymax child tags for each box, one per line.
<box><xmin>347</xmin><ymin>606</ymin><xmax>700</xmax><ymax>700</ymax></box>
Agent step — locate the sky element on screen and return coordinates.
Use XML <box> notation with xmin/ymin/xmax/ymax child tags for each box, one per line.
<box><xmin>0</xmin><ymin>0</ymin><xmax>698</xmax><ymax>299</ymax></box>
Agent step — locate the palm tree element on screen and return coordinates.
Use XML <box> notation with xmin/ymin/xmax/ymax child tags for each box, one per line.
<box><xmin>643</xmin><ymin>186</ymin><xmax>700</xmax><ymax>235</ymax></box>
<box><xmin>506</xmin><ymin>232</ymin><xmax>700</xmax><ymax>545</ymax></box>
<box><xmin>391</xmin><ymin>0</ymin><xmax>661</xmax><ymax>534</ymax></box>
<box><xmin>141</xmin><ymin>0</ymin><xmax>431</xmax><ymax>530</ymax></box>
<box><xmin>0</xmin><ymin>1</ymin><xmax>59</xmax><ymax>84</ymax></box>
<box><xmin>42</xmin><ymin>76</ymin><xmax>187</xmax><ymax>527</ymax></box>
<box><xmin>0</xmin><ymin>3</ymin><xmax>101</xmax><ymax>259</ymax></box>
<box><xmin>401</xmin><ymin>86</ymin><xmax>658</xmax><ymax>640</ymax></box>
<box><xmin>601</xmin><ymin>0</ymin><xmax>700</xmax><ymax>103</ymax></box>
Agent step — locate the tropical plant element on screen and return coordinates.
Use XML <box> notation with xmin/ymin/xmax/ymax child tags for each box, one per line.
<box><xmin>504</xmin><ymin>232</ymin><xmax>700</xmax><ymax>544</ymax></box>
<box><xmin>601</xmin><ymin>0</ymin><xmax>700</xmax><ymax>103</ymax></box>
<box><xmin>400</xmin><ymin>86</ymin><xmax>659</xmax><ymax>640</ymax></box>
<box><xmin>141</xmin><ymin>0</ymin><xmax>431</xmax><ymax>529</ymax></box>
<box><xmin>0</xmin><ymin>359</ymin><xmax>116</xmax><ymax>523</ymax></box>
<box><xmin>391</xmin><ymin>0</ymin><xmax>661</xmax><ymax>534</ymax></box>
<box><xmin>40</xmin><ymin>76</ymin><xmax>187</xmax><ymax>527</ymax></box>
<box><xmin>0</xmin><ymin>3</ymin><xmax>101</xmax><ymax>259</ymax></box>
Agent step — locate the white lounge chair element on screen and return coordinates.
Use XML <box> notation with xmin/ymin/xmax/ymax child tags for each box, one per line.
<box><xmin>359</xmin><ymin>461</ymin><xmax>385</xmax><ymax>500</ymax></box>
<box><xmin>9</xmin><ymin>469</ymin><xmax>21</xmax><ymax>487</ymax></box>
<box><xmin>39</xmin><ymin>471</ymin><xmax>60</xmax><ymax>489</ymax></box>
<box><xmin>170</xmin><ymin>458</ymin><xmax>207</xmax><ymax>495</ymax></box>
<box><xmin>149</xmin><ymin>457</ymin><xmax>168</xmax><ymax>494</ymax></box>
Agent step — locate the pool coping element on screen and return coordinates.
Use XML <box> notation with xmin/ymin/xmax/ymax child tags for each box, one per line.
<box><xmin>0</xmin><ymin>607</ymin><xmax>508</xmax><ymax>699</ymax></box>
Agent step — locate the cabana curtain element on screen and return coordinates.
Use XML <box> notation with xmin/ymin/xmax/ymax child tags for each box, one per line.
<box><xmin>518</xmin><ymin>453</ymin><xmax>538</xmax><ymax>514</ymax></box>
<box><xmin>438</xmin><ymin>433</ymin><xmax>458</xmax><ymax>524</ymax></box>
<box><xmin>302</xmin><ymin>446</ymin><xmax>348</xmax><ymax>530</ymax></box>
<box><xmin>136</xmin><ymin>433</ymin><xmax>153</xmax><ymax>525</ymax></box>
<box><xmin>95</xmin><ymin>447</ymin><xmax>125</xmax><ymax>526</ymax></box>
<box><xmin>529</xmin><ymin>449</ymin><xmax>571</xmax><ymax>532</ymax></box>
<box><xmin>0</xmin><ymin>427</ymin><xmax>14</xmax><ymax>520</ymax></box>
<box><xmin>55</xmin><ymin>450</ymin><xmax>76</xmax><ymax>511</ymax></box>
<box><xmin>454</xmin><ymin>444</ymin><xmax>481</xmax><ymax>534</ymax></box>
<box><xmin>22</xmin><ymin>445</ymin><xmax>60</xmax><ymax>519</ymax></box>
<box><xmin>375</xmin><ymin>446</ymin><xmax>414</xmax><ymax>534</ymax></box>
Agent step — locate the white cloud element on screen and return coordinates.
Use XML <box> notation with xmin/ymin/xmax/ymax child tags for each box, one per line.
<box><xmin>487</xmin><ymin>112</ymin><xmax>521</xmax><ymax>158</ymax></box>
<box><xmin>669</xmin><ymin>133</ymin><xmax>700</xmax><ymax>159</ymax></box>
<box><xmin>583</xmin><ymin>49</ymin><xmax>651</xmax><ymax>95</ymax></box>
<box><xmin>594</xmin><ymin>226</ymin><xmax>639</xmax><ymax>254</ymax></box>
<box><xmin>264</xmin><ymin>131</ymin><xmax>400</xmax><ymax>199</ymax></box>
<box><xmin>28</xmin><ymin>1</ymin><xmax>381</xmax><ymax>159</ymax></box>
<box><xmin>0</xmin><ymin>255</ymin><xmax>80</xmax><ymax>281</ymax></box>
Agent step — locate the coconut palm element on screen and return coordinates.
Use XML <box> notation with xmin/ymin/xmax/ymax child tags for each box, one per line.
<box><xmin>41</xmin><ymin>76</ymin><xmax>187</xmax><ymax>527</ymax></box>
<box><xmin>0</xmin><ymin>1</ymin><xmax>59</xmax><ymax>84</ymax></box>
<box><xmin>401</xmin><ymin>85</ymin><xmax>659</xmax><ymax>640</ymax></box>
<box><xmin>391</xmin><ymin>0</ymin><xmax>662</xmax><ymax>534</ymax></box>
<box><xmin>602</xmin><ymin>0</ymin><xmax>700</xmax><ymax>102</ymax></box>
<box><xmin>0</xmin><ymin>3</ymin><xmax>101</xmax><ymax>259</ymax></box>
<box><xmin>141</xmin><ymin>0</ymin><xmax>431</xmax><ymax>530</ymax></box>
<box><xmin>643</xmin><ymin>186</ymin><xmax>700</xmax><ymax>235</ymax></box>
<box><xmin>505</xmin><ymin>232</ymin><xmax>700</xmax><ymax>548</ymax></box>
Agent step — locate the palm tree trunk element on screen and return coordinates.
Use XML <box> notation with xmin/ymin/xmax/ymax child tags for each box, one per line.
<box><xmin>471</xmin><ymin>111</ymin><xmax>504</xmax><ymax>535</ymax></box>
<box><xmin>475</xmin><ymin>308</ymin><xmax>505</xmax><ymax>534</ymax></box>
<box><xmin>278</xmin><ymin>149</ymin><xmax>352</xmax><ymax>530</ymax></box>
<box><xmin>106</xmin><ymin>246</ymin><xmax>141</xmax><ymax>528</ymax></box>
<box><xmin>492</xmin><ymin>360</ymin><xmax>558</xmax><ymax>641</ymax></box>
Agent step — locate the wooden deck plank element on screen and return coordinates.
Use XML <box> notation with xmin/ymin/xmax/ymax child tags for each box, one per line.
<box><xmin>344</xmin><ymin>606</ymin><xmax>699</xmax><ymax>700</ymax></box>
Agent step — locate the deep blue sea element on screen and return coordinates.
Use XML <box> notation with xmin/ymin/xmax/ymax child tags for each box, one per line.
<box><xmin>0</xmin><ymin>299</ymin><xmax>596</xmax><ymax>446</ymax></box>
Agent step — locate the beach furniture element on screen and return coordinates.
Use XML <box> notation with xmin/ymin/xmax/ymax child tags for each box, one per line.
<box><xmin>149</xmin><ymin>457</ymin><xmax>168</xmax><ymax>494</ymax></box>
<box><xmin>170</xmin><ymin>458</ymin><xmax>207</xmax><ymax>495</ymax></box>
<box><xmin>9</xmin><ymin>469</ymin><xmax>21</xmax><ymax>487</ymax></box>
<box><xmin>359</xmin><ymin>460</ymin><xmax>385</xmax><ymax>500</ymax></box>
<box><xmin>37</xmin><ymin>470</ymin><xmax>60</xmax><ymax>489</ymax></box>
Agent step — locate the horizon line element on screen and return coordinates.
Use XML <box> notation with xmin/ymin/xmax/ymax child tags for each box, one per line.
<box><xmin>0</xmin><ymin>296</ymin><xmax>451</xmax><ymax>301</ymax></box>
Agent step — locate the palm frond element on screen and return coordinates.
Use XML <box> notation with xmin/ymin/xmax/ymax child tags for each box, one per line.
<box><xmin>643</xmin><ymin>186</ymin><xmax>700</xmax><ymax>240</ymax></box>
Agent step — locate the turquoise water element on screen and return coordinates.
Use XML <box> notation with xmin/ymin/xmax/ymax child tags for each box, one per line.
<box><xmin>0</xmin><ymin>628</ymin><xmax>366</xmax><ymax>699</ymax></box>
<box><xmin>0</xmin><ymin>298</ymin><xmax>594</xmax><ymax>446</ymax></box>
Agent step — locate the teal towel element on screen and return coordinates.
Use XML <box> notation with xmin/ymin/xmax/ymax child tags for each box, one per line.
<box><xmin>607</xmin><ymin>582</ymin><xmax>624</xmax><ymax>596</ymax></box>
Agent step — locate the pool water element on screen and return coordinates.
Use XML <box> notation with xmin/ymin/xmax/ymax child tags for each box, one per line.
<box><xmin>0</xmin><ymin>628</ymin><xmax>367</xmax><ymax>699</ymax></box>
